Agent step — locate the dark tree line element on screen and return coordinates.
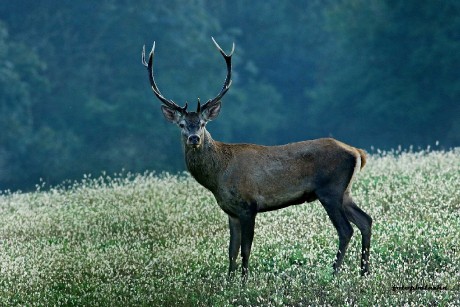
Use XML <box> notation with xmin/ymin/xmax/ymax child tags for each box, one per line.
<box><xmin>1</xmin><ymin>0</ymin><xmax>459</xmax><ymax>190</ymax></box>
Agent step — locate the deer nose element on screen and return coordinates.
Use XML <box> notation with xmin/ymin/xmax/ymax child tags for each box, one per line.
<box><xmin>188</xmin><ymin>135</ymin><xmax>201</xmax><ymax>145</ymax></box>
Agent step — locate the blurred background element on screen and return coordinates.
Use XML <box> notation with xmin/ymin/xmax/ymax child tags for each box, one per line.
<box><xmin>0</xmin><ymin>0</ymin><xmax>459</xmax><ymax>191</ymax></box>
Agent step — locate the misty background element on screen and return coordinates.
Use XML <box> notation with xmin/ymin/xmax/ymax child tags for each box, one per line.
<box><xmin>0</xmin><ymin>0</ymin><xmax>459</xmax><ymax>191</ymax></box>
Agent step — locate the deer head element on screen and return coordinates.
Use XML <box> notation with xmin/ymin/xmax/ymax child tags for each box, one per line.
<box><xmin>142</xmin><ymin>38</ymin><xmax>234</xmax><ymax>148</ymax></box>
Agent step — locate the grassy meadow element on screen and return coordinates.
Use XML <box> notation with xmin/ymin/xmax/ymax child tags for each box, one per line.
<box><xmin>0</xmin><ymin>149</ymin><xmax>459</xmax><ymax>306</ymax></box>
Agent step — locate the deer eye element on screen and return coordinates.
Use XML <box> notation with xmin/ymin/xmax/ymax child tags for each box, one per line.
<box><xmin>179</xmin><ymin>123</ymin><xmax>185</xmax><ymax>129</ymax></box>
<box><xmin>200</xmin><ymin>122</ymin><xmax>205</xmax><ymax>128</ymax></box>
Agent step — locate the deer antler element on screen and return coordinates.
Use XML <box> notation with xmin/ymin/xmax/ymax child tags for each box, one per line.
<box><xmin>198</xmin><ymin>37</ymin><xmax>234</xmax><ymax>113</ymax></box>
<box><xmin>142</xmin><ymin>43</ymin><xmax>188</xmax><ymax>113</ymax></box>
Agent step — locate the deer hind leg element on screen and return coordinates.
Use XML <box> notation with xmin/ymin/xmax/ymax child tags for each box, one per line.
<box><xmin>318</xmin><ymin>194</ymin><xmax>354</xmax><ymax>274</ymax></box>
<box><xmin>343</xmin><ymin>194</ymin><xmax>373</xmax><ymax>275</ymax></box>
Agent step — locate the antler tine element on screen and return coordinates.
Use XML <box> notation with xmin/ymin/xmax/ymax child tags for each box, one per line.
<box><xmin>212</xmin><ymin>37</ymin><xmax>235</xmax><ymax>57</ymax></box>
<box><xmin>142</xmin><ymin>42</ymin><xmax>188</xmax><ymax>113</ymax></box>
<box><xmin>200</xmin><ymin>38</ymin><xmax>234</xmax><ymax>111</ymax></box>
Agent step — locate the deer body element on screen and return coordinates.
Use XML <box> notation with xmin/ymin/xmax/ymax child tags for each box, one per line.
<box><xmin>142</xmin><ymin>38</ymin><xmax>373</xmax><ymax>278</ymax></box>
<box><xmin>186</xmin><ymin>132</ymin><xmax>363</xmax><ymax>215</ymax></box>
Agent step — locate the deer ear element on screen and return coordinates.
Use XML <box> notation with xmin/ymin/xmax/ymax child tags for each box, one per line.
<box><xmin>161</xmin><ymin>105</ymin><xmax>181</xmax><ymax>123</ymax></box>
<box><xmin>202</xmin><ymin>101</ymin><xmax>221</xmax><ymax>121</ymax></box>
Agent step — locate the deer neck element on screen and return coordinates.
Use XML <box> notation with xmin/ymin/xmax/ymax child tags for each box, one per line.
<box><xmin>184</xmin><ymin>130</ymin><xmax>225</xmax><ymax>193</ymax></box>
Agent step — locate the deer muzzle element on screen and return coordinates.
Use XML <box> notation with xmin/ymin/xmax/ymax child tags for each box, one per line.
<box><xmin>187</xmin><ymin>135</ymin><xmax>201</xmax><ymax>147</ymax></box>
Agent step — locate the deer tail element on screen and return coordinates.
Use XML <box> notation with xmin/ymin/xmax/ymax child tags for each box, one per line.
<box><xmin>356</xmin><ymin>148</ymin><xmax>367</xmax><ymax>170</ymax></box>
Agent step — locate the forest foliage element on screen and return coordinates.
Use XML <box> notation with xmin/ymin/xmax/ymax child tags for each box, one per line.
<box><xmin>1</xmin><ymin>0</ymin><xmax>459</xmax><ymax>190</ymax></box>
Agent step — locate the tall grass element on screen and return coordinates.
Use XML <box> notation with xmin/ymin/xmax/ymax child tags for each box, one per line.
<box><xmin>0</xmin><ymin>149</ymin><xmax>459</xmax><ymax>305</ymax></box>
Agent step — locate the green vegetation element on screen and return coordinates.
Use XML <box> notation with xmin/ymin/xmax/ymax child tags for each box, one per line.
<box><xmin>0</xmin><ymin>149</ymin><xmax>459</xmax><ymax>305</ymax></box>
<box><xmin>1</xmin><ymin>1</ymin><xmax>460</xmax><ymax>190</ymax></box>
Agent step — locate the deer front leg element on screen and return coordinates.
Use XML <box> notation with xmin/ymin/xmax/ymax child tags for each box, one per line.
<box><xmin>228</xmin><ymin>216</ymin><xmax>241</xmax><ymax>275</ymax></box>
<box><xmin>239</xmin><ymin>211</ymin><xmax>256</xmax><ymax>279</ymax></box>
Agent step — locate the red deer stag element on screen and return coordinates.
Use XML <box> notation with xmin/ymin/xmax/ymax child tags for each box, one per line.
<box><xmin>142</xmin><ymin>38</ymin><xmax>372</xmax><ymax>277</ymax></box>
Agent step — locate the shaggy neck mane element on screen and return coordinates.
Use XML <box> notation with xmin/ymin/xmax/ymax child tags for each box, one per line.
<box><xmin>184</xmin><ymin>130</ymin><xmax>229</xmax><ymax>193</ymax></box>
